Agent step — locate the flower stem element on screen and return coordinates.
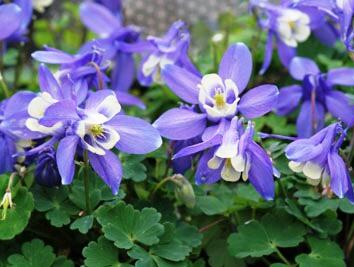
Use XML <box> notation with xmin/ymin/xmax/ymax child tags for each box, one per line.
<box><xmin>83</xmin><ymin>152</ymin><xmax>92</xmax><ymax>214</ymax></box>
<box><xmin>0</xmin><ymin>72</ymin><xmax>10</xmax><ymax>98</ymax></box>
<box><xmin>151</xmin><ymin>176</ymin><xmax>173</xmax><ymax>197</ymax></box>
<box><xmin>274</xmin><ymin>247</ymin><xmax>292</xmax><ymax>266</ymax></box>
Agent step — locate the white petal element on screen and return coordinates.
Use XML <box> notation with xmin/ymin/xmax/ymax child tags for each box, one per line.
<box><xmin>26</xmin><ymin>118</ymin><xmax>62</xmax><ymax>134</ymax></box>
<box><xmin>288</xmin><ymin>161</ymin><xmax>304</xmax><ymax>173</ymax></box>
<box><xmin>231</xmin><ymin>154</ymin><xmax>245</xmax><ymax>172</ymax></box>
<box><xmin>294</xmin><ymin>24</ymin><xmax>311</xmax><ymax>42</ymax></box>
<box><xmin>200</xmin><ymin>74</ymin><xmax>225</xmax><ymax>93</ymax></box>
<box><xmin>221</xmin><ymin>160</ymin><xmax>241</xmax><ymax>182</ymax></box>
<box><xmin>242</xmin><ymin>154</ymin><xmax>251</xmax><ymax>181</ymax></box>
<box><xmin>95</xmin><ymin>125</ymin><xmax>120</xmax><ymax>150</ymax></box>
<box><xmin>142</xmin><ymin>54</ymin><xmax>161</xmax><ymax>77</ymax></box>
<box><xmin>303</xmin><ymin>161</ymin><xmax>323</xmax><ymax>180</ymax></box>
<box><xmin>224</xmin><ymin>79</ymin><xmax>239</xmax><ymax>97</ymax></box>
<box><xmin>95</xmin><ymin>95</ymin><xmax>121</xmax><ymax>121</ymax></box>
<box><xmin>80</xmin><ymin>135</ymin><xmax>106</xmax><ymax>156</ymax></box>
<box><xmin>207</xmin><ymin>156</ymin><xmax>223</xmax><ymax>170</ymax></box>
<box><xmin>27</xmin><ymin>92</ymin><xmax>57</xmax><ymax>119</ymax></box>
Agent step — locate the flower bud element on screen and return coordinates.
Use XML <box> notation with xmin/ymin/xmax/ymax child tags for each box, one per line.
<box><xmin>0</xmin><ymin>190</ymin><xmax>13</xmax><ymax>220</ymax></box>
<box><xmin>173</xmin><ymin>174</ymin><xmax>196</xmax><ymax>208</ymax></box>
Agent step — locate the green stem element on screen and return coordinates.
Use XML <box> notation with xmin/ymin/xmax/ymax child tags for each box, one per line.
<box><xmin>0</xmin><ymin>72</ymin><xmax>10</xmax><ymax>98</ymax></box>
<box><xmin>83</xmin><ymin>152</ymin><xmax>92</xmax><ymax>214</ymax></box>
<box><xmin>274</xmin><ymin>247</ymin><xmax>292</xmax><ymax>266</ymax></box>
<box><xmin>151</xmin><ymin>176</ymin><xmax>173</xmax><ymax>198</ymax></box>
<box><xmin>348</xmin><ymin>127</ymin><xmax>354</xmax><ymax>164</ymax></box>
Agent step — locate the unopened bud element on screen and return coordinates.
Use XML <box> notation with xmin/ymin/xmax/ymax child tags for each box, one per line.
<box><xmin>172</xmin><ymin>174</ymin><xmax>196</xmax><ymax>208</ymax></box>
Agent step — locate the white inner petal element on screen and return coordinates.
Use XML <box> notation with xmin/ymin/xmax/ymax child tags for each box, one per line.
<box><xmin>288</xmin><ymin>161</ymin><xmax>305</xmax><ymax>173</ymax></box>
<box><xmin>27</xmin><ymin>92</ymin><xmax>57</xmax><ymax>119</ymax></box>
<box><xmin>221</xmin><ymin>160</ymin><xmax>241</xmax><ymax>182</ymax></box>
<box><xmin>303</xmin><ymin>161</ymin><xmax>323</xmax><ymax>180</ymax></box>
<box><xmin>26</xmin><ymin>118</ymin><xmax>62</xmax><ymax>134</ymax></box>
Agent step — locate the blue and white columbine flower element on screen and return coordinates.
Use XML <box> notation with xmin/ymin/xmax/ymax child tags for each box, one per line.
<box><xmin>285</xmin><ymin>123</ymin><xmax>354</xmax><ymax>201</ymax></box>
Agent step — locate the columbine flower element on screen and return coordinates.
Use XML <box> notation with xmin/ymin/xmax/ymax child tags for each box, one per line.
<box><xmin>135</xmin><ymin>20</ymin><xmax>199</xmax><ymax>86</ymax></box>
<box><xmin>179</xmin><ymin>118</ymin><xmax>275</xmax><ymax>200</ymax></box>
<box><xmin>0</xmin><ymin>91</ymin><xmax>41</xmax><ymax>174</ymax></box>
<box><xmin>285</xmin><ymin>123</ymin><xmax>354</xmax><ymax>202</ymax></box>
<box><xmin>335</xmin><ymin>0</ymin><xmax>354</xmax><ymax>50</ymax></box>
<box><xmin>79</xmin><ymin>1</ymin><xmax>144</xmax><ymax>108</ymax></box>
<box><xmin>276</xmin><ymin>57</ymin><xmax>354</xmax><ymax>137</ymax></box>
<box><xmin>154</xmin><ymin>43</ymin><xmax>278</xmax><ymax>141</ymax></box>
<box><xmin>35</xmin><ymin>147</ymin><xmax>61</xmax><ymax>187</ymax></box>
<box><xmin>36</xmin><ymin>90</ymin><xmax>162</xmax><ymax>194</ymax></box>
<box><xmin>250</xmin><ymin>0</ymin><xmax>337</xmax><ymax>74</ymax></box>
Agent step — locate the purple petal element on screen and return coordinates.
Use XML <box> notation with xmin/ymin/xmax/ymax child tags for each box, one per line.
<box><xmin>0</xmin><ymin>136</ymin><xmax>16</xmax><ymax>174</ymax></box>
<box><xmin>195</xmin><ymin>149</ymin><xmax>221</xmax><ymax>185</ymax></box>
<box><xmin>3</xmin><ymin>91</ymin><xmax>36</xmax><ymax>119</ymax></box>
<box><xmin>277</xmin><ymin>39</ymin><xmax>296</xmax><ymax>67</ymax></box>
<box><xmin>285</xmin><ymin>139</ymin><xmax>323</xmax><ymax>162</ymax></box>
<box><xmin>259</xmin><ymin>31</ymin><xmax>274</xmax><ymax>75</ymax></box>
<box><xmin>153</xmin><ymin>108</ymin><xmax>207</xmax><ymax>140</ymax></box>
<box><xmin>0</xmin><ymin>4</ymin><xmax>22</xmax><ymax>40</ymax></box>
<box><xmin>325</xmin><ymin>91</ymin><xmax>354</xmax><ymax>126</ymax></box>
<box><xmin>248</xmin><ymin>141</ymin><xmax>275</xmax><ymax>200</ymax></box>
<box><xmin>276</xmin><ymin>85</ymin><xmax>303</xmax><ymax>115</ymax></box>
<box><xmin>161</xmin><ymin>64</ymin><xmax>201</xmax><ymax>104</ymax></box>
<box><xmin>289</xmin><ymin>57</ymin><xmax>320</xmax><ymax>80</ymax></box>
<box><xmin>116</xmin><ymin>91</ymin><xmax>146</xmax><ymax>109</ymax></box>
<box><xmin>296</xmin><ymin>101</ymin><xmax>325</xmax><ymax>138</ymax></box>
<box><xmin>111</xmin><ymin>52</ymin><xmax>135</xmax><ymax>92</ymax></box>
<box><xmin>57</xmin><ymin>135</ymin><xmax>79</xmax><ymax>185</ymax></box>
<box><xmin>313</xmin><ymin>24</ymin><xmax>338</xmax><ymax>47</ymax></box>
<box><xmin>218</xmin><ymin>43</ymin><xmax>253</xmax><ymax>92</ymax></box>
<box><xmin>88</xmin><ymin>150</ymin><xmax>122</xmax><ymax>195</ymax></box>
<box><xmin>238</xmin><ymin>84</ymin><xmax>279</xmax><ymax>119</ymax></box>
<box><xmin>32</xmin><ymin>50</ymin><xmax>75</xmax><ymax>64</ymax></box>
<box><xmin>173</xmin><ymin>133</ymin><xmax>222</xmax><ymax>160</ymax></box>
<box><xmin>327</xmin><ymin>68</ymin><xmax>354</xmax><ymax>86</ymax></box>
<box><xmin>79</xmin><ymin>2</ymin><xmax>121</xmax><ymax>37</ymax></box>
<box><xmin>108</xmin><ymin>115</ymin><xmax>162</xmax><ymax>154</ymax></box>
<box><xmin>328</xmin><ymin>152</ymin><xmax>349</xmax><ymax>198</ymax></box>
<box><xmin>38</xmin><ymin>64</ymin><xmax>62</xmax><ymax>99</ymax></box>
<box><xmin>40</xmin><ymin>100</ymin><xmax>79</xmax><ymax>127</ymax></box>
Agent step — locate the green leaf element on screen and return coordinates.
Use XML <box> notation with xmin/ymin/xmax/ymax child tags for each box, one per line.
<box><xmin>206</xmin><ymin>238</ymin><xmax>245</xmax><ymax>267</ymax></box>
<box><xmin>299</xmin><ymin>197</ymin><xmax>339</xmax><ymax>217</ymax></box>
<box><xmin>52</xmin><ymin>256</ymin><xmax>74</xmax><ymax>267</ymax></box>
<box><xmin>70</xmin><ymin>215</ymin><xmax>94</xmax><ymax>234</ymax></box>
<box><xmin>7</xmin><ymin>239</ymin><xmax>56</xmax><ymax>267</ymax></box>
<box><xmin>339</xmin><ymin>198</ymin><xmax>354</xmax><ymax>214</ymax></box>
<box><xmin>33</xmin><ymin>186</ymin><xmax>79</xmax><ymax>227</ymax></box>
<box><xmin>0</xmin><ymin>187</ymin><xmax>34</xmax><ymax>240</ymax></box>
<box><xmin>196</xmin><ymin>196</ymin><xmax>228</xmax><ymax>215</ymax></box>
<box><xmin>83</xmin><ymin>236</ymin><xmax>132</xmax><ymax>267</ymax></box>
<box><xmin>122</xmin><ymin>155</ymin><xmax>147</xmax><ymax>182</ymax></box>
<box><xmin>295</xmin><ymin>238</ymin><xmax>345</xmax><ymax>267</ymax></box>
<box><xmin>228</xmin><ymin>210</ymin><xmax>306</xmax><ymax>258</ymax></box>
<box><xmin>175</xmin><ymin>223</ymin><xmax>202</xmax><ymax>248</ymax></box>
<box><xmin>95</xmin><ymin>202</ymin><xmax>164</xmax><ymax>249</ymax></box>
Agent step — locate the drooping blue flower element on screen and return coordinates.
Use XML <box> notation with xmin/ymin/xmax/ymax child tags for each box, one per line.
<box><xmin>0</xmin><ymin>2</ymin><xmax>23</xmax><ymax>42</ymax></box>
<box><xmin>285</xmin><ymin>123</ymin><xmax>354</xmax><ymax>202</ymax></box>
<box><xmin>34</xmin><ymin>146</ymin><xmax>61</xmax><ymax>187</ymax></box>
<box><xmin>30</xmin><ymin>89</ymin><xmax>162</xmax><ymax>194</ymax></box>
<box><xmin>276</xmin><ymin>56</ymin><xmax>354</xmax><ymax>137</ymax></box>
<box><xmin>182</xmin><ymin>118</ymin><xmax>276</xmax><ymax>200</ymax></box>
<box><xmin>134</xmin><ymin>20</ymin><xmax>199</xmax><ymax>86</ymax></box>
<box><xmin>250</xmin><ymin>0</ymin><xmax>338</xmax><ymax>74</ymax></box>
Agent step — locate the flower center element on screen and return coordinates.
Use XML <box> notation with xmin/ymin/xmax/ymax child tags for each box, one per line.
<box><xmin>90</xmin><ymin>124</ymin><xmax>104</xmax><ymax>137</ymax></box>
<box><xmin>214</xmin><ymin>93</ymin><xmax>226</xmax><ymax>109</ymax></box>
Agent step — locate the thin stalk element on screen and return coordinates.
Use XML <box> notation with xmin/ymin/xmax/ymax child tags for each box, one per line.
<box><xmin>0</xmin><ymin>72</ymin><xmax>10</xmax><ymax>98</ymax></box>
<box><xmin>151</xmin><ymin>176</ymin><xmax>174</xmax><ymax>198</ymax></box>
<box><xmin>274</xmin><ymin>247</ymin><xmax>292</xmax><ymax>266</ymax></box>
<box><xmin>348</xmin><ymin>127</ymin><xmax>354</xmax><ymax>164</ymax></box>
<box><xmin>83</xmin><ymin>152</ymin><xmax>92</xmax><ymax>214</ymax></box>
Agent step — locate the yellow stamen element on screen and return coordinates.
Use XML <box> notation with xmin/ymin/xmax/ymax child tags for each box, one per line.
<box><xmin>214</xmin><ymin>93</ymin><xmax>225</xmax><ymax>109</ymax></box>
<box><xmin>90</xmin><ymin>124</ymin><xmax>104</xmax><ymax>137</ymax></box>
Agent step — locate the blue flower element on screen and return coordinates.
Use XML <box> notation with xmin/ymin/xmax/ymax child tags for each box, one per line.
<box><xmin>276</xmin><ymin>57</ymin><xmax>354</xmax><ymax>137</ymax></box>
<box><xmin>135</xmin><ymin>20</ymin><xmax>199</xmax><ymax>86</ymax></box>
<box><xmin>250</xmin><ymin>0</ymin><xmax>338</xmax><ymax>74</ymax></box>
<box><xmin>285</xmin><ymin>123</ymin><xmax>354</xmax><ymax>202</ymax></box>
<box><xmin>29</xmin><ymin>90</ymin><xmax>162</xmax><ymax>194</ymax></box>
<box><xmin>35</xmin><ymin>147</ymin><xmax>61</xmax><ymax>187</ymax></box>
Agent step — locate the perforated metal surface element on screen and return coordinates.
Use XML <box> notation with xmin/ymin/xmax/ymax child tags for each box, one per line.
<box><xmin>122</xmin><ymin>0</ymin><xmax>244</xmax><ymax>35</ymax></box>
